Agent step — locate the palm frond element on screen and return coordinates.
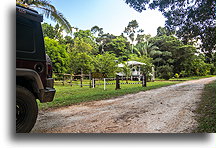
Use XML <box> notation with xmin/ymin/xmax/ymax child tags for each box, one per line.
<box><xmin>31</xmin><ymin>0</ymin><xmax>56</xmax><ymax>11</ymax></box>
<box><xmin>133</xmin><ymin>47</ymin><xmax>141</xmax><ymax>57</ymax></box>
<box><xmin>16</xmin><ymin>0</ymin><xmax>72</xmax><ymax>34</ymax></box>
<box><xmin>33</xmin><ymin>5</ymin><xmax>72</xmax><ymax>33</ymax></box>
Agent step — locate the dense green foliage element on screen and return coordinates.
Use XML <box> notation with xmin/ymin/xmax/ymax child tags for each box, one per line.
<box><xmin>44</xmin><ymin>37</ymin><xmax>69</xmax><ymax>74</ymax></box>
<box><xmin>147</xmin><ymin>33</ymin><xmax>214</xmax><ymax>79</ymax></box>
<box><xmin>92</xmin><ymin>52</ymin><xmax>118</xmax><ymax>77</ymax></box>
<box><xmin>42</xmin><ymin>21</ymin><xmax>215</xmax><ymax>79</ymax></box>
<box><xmin>124</xmin><ymin>0</ymin><xmax>216</xmax><ymax>61</ymax></box>
<box><xmin>157</xmin><ymin>65</ymin><xmax>173</xmax><ymax>80</ymax></box>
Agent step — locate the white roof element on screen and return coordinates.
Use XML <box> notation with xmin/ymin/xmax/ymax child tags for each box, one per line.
<box><xmin>118</xmin><ymin>61</ymin><xmax>146</xmax><ymax>67</ymax></box>
<box><xmin>127</xmin><ymin>61</ymin><xmax>146</xmax><ymax>65</ymax></box>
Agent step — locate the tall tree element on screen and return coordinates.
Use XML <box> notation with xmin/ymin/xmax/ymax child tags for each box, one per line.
<box><xmin>91</xmin><ymin>26</ymin><xmax>106</xmax><ymax>54</ymax></box>
<box><xmin>91</xmin><ymin>26</ymin><xmax>104</xmax><ymax>37</ymax></box>
<box><xmin>124</xmin><ymin>0</ymin><xmax>216</xmax><ymax>59</ymax></box>
<box><xmin>71</xmin><ymin>37</ymin><xmax>96</xmax><ymax>54</ymax></box>
<box><xmin>103</xmin><ymin>36</ymin><xmax>130</xmax><ymax>58</ymax></box>
<box><xmin>73</xmin><ymin>30</ymin><xmax>98</xmax><ymax>54</ymax></box>
<box><xmin>157</xmin><ymin>26</ymin><xmax>173</xmax><ymax>37</ymax></box>
<box><xmin>42</xmin><ymin>23</ymin><xmax>64</xmax><ymax>43</ymax></box>
<box><xmin>74</xmin><ymin>30</ymin><xmax>95</xmax><ymax>44</ymax></box>
<box><xmin>16</xmin><ymin>0</ymin><xmax>72</xmax><ymax>33</ymax></box>
<box><xmin>44</xmin><ymin>37</ymin><xmax>69</xmax><ymax>74</ymax></box>
<box><xmin>150</xmin><ymin>35</ymin><xmax>183</xmax><ymax>68</ymax></box>
<box><xmin>42</xmin><ymin>23</ymin><xmax>56</xmax><ymax>39</ymax></box>
<box><xmin>92</xmin><ymin>52</ymin><xmax>118</xmax><ymax>77</ymax></box>
<box><xmin>96</xmin><ymin>33</ymin><xmax>116</xmax><ymax>54</ymax></box>
<box><xmin>69</xmin><ymin>52</ymin><xmax>93</xmax><ymax>74</ymax></box>
<box><xmin>124</xmin><ymin>20</ymin><xmax>139</xmax><ymax>53</ymax></box>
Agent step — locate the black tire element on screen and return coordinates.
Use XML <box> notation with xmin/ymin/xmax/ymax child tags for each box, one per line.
<box><xmin>16</xmin><ymin>85</ymin><xmax>38</xmax><ymax>133</ymax></box>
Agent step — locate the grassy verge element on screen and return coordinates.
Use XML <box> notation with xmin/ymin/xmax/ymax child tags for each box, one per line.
<box><xmin>38</xmin><ymin>75</ymin><xmax>215</xmax><ymax>110</ymax></box>
<box><xmin>38</xmin><ymin>80</ymin><xmax>179</xmax><ymax>110</ymax></box>
<box><xmin>194</xmin><ymin>80</ymin><xmax>216</xmax><ymax>133</ymax></box>
<box><xmin>155</xmin><ymin>75</ymin><xmax>215</xmax><ymax>81</ymax></box>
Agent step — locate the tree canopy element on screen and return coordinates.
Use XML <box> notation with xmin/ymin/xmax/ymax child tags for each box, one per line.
<box><xmin>44</xmin><ymin>37</ymin><xmax>69</xmax><ymax>74</ymax></box>
<box><xmin>42</xmin><ymin>20</ymin><xmax>215</xmax><ymax>79</ymax></box>
<box><xmin>124</xmin><ymin>0</ymin><xmax>216</xmax><ymax>59</ymax></box>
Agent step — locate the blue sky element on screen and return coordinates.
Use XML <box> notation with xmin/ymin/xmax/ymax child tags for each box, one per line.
<box><xmin>44</xmin><ymin>0</ymin><xmax>166</xmax><ymax>36</ymax></box>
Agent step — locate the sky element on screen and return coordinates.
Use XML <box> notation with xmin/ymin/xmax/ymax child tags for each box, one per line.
<box><xmin>44</xmin><ymin>0</ymin><xmax>166</xmax><ymax>36</ymax></box>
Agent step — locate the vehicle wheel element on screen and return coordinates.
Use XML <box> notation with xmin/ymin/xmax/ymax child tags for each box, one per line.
<box><xmin>16</xmin><ymin>85</ymin><xmax>38</xmax><ymax>133</ymax></box>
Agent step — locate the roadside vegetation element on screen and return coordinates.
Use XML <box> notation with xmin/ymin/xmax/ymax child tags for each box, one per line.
<box><xmin>41</xmin><ymin>23</ymin><xmax>215</xmax><ymax>80</ymax></box>
<box><xmin>194</xmin><ymin>80</ymin><xmax>216</xmax><ymax>133</ymax></box>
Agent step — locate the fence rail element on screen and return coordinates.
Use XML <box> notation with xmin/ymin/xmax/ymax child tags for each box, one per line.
<box><xmin>54</xmin><ymin>73</ymin><xmax>147</xmax><ymax>90</ymax></box>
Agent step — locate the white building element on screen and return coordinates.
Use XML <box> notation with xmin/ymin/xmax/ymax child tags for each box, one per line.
<box><xmin>116</xmin><ymin>61</ymin><xmax>154</xmax><ymax>81</ymax></box>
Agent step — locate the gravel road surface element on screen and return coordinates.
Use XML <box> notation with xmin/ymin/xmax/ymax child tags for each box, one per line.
<box><xmin>32</xmin><ymin>77</ymin><xmax>215</xmax><ymax>133</ymax></box>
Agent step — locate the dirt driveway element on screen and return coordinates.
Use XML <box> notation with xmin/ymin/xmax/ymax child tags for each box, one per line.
<box><xmin>32</xmin><ymin>77</ymin><xmax>215</xmax><ymax>133</ymax></box>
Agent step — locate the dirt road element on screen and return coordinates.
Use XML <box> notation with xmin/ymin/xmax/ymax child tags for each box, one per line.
<box><xmin>32</xmin><ymin>77</ymin><xmax>215</xmax><ymax>133</ymax></box>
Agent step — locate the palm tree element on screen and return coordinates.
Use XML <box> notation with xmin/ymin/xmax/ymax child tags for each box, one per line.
<box><xmin>120</xmin><ymin>62</ymin><xmax>131</xmax><ymax>84</ymax></box>
<box><xmin>124</xmin><ymin>20</ymin><xmax>139</xmax><ymax>53</ymax></box>
<box><xmin>134</xmin><ymin>41</ymin><xmax>159</xmax><ymax>57</ymax></box>
<box><xmin>16</xmin><ymin>0</ymin><xmax>72</xmax><ymax>33</ymax></box>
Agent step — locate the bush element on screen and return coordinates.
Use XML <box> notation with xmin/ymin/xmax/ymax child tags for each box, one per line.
<box><xmin>190</xmin><ymin>57</ymin><xmax>212</xmax><ymax>76</ymax></box>
<box><xmin>209</xmin><ymin>64</ymin><xmax>215</xmax><ymax>75</ymax></box>
<box><xmin>180</xmin><ymin>70</ymin><xmax>188</xmax><ymax>77</ymax></box>
<box><xmin>198</xmin><ymin>63</ymin><xmax>212</xmax><ymax>76</ymax></box>
<box><xmin>158</xmin><ymin>65</ymin><xmax>173</xmax><ymax>80</ymax></box>
<box><xmin>174</xmin><ymin>73</ymin><xmax>179</xmax><ymax>78</ymax></box>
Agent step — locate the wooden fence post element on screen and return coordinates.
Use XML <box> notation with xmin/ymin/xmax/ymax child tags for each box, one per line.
<box><xmin>142</xmin><ymin>73</ymin><xmax>147</xmax><ymax>87</ymax></box>
<box><xmin>89</xmin><ymin>72</ymin><xmax>92</xmax><ymax>88</ymax></box>
<box><xmin>115</xmin><ymin>75</ymin><xmax>121</xmax><ymax>90</ymax></box>
<box><xmin>93</xmin><ymin>78</ymin><xmax>96</xmax><ymax>88</ymax></box>
<box><xmin>70</xmin><ymin>74</ymin><xmax>72</xmax><ymax>86</ymax></box>
<box><xmin>63</xmin><ymin>74</ymin><xmax>65</xmax><ymax>86</ymax></box>
<box><xmin>80</xmin><ymin>68</ymin><xmax>83</xmax><ymax>87</ymax></box>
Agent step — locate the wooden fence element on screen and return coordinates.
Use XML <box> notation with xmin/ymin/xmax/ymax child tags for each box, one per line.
<box><xmin>54</xmin><ymin>73</ymin><xmax>147</xmax><ymax>90</ymax></box>
<box><xmin>54</xmin><ymin>73</ymin><xmax>90</xmax><ymax>87</ymax></box>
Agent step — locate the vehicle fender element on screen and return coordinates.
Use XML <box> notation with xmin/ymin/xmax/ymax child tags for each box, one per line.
<box><xmin>16</xmin><ymin>68</ymin><xmax>44</xmax><ymax>90</ymax></box>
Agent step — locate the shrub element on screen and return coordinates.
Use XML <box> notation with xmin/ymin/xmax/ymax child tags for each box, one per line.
<box><xmin>180</xmin><ymin>70</ymin><xmax>187</xmax><ymax>77</ymax></box>
<box><xmin>208</xmin><ymin>64</ymin><xmax>215</xmax><ymax>75</ymax></box>
<box><xmin>158</xmin><ymin>65</ymin><xmax>173</xmax><ymax>80</ymax></box>
<box><xmin>174</xmin><ymin>73</ymin><xmax>179</xmax><ymax>78</ymax></box>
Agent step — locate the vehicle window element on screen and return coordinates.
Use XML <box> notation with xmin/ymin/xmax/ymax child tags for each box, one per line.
<box><xmin>16</xmin><ymin>20</ymin><xmax>35</xmax><ymax>52</ymax></box>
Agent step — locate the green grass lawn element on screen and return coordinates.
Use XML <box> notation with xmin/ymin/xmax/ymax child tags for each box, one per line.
<box><xmin>38</xmin><ymin>75</ymin><xmax>215</xmax><ymax>110</ymax></box>
<box><xmin>194</xmin><ymin>80</ymin><xmax>216</xmax><ymax>133</ymax></box>
<box><xmin>156</xmin><ymin>75</ymin><xmax>215</xmax><ymax>81</ymax></box>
